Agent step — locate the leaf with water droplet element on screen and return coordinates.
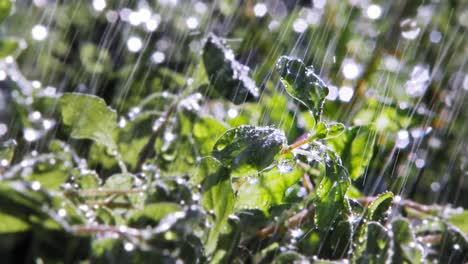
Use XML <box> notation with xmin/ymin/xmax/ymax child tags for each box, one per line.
<box><xmin>0</xmin><ymin>139</ymin><xmax>16</xmax><ymax>166</ymax></box>
<box><xmin>314</xmin><ymin>163</ymin><xmax>350</xmax><ymax>230</ymax></box>
<box><xmin>104</xmin><ymin>173</ymin><xmax>134</xmax><ymax>189</ymax></box>
<box><xmin>59</xmin><ymin>93</ymin><xmax>118</xmax><ymax>150</ymax></box>
<box><xmin>391</xmin><ymin>218</ymin><xmax>423</xmax><ymax>263</ymax></box>
<box><xmin>276</xmin><ymin>56</ymin><xmax>329</xmax><ymax>119</ymax></box>
<box><xmin>202</xmin><ymin>33</ymin><xmax>259</xmax><ymax>105</ymax></box>
<box><xmin>200</xmin><ymin>157</ymin><xmax>235</xmax><ymax>256</ymax></box>
<box><xmin>315</xmin><ymin>122</ymin><xmax>328</xmax><ymax>139</ymax></box>
<box><xmin>327</xmin><ymin>123</ymin><xmax>345</xmax><ymax>138</ymax></box>
<box><xmin>128</xmin><ymin>202</ymin><xmax>183</xmax><ymax>228</ymax></box>
<box><xmin>327</xmin><ymin>125</ymin><xmax>376</xmax><ymax>181</ymax></box>
<box><xmin>366</xmin><ymin>192</ymin><xmax>393</xmax><ymax>222</ymax></box>
<box><xmin>234</xmin><ymin>164</ymin><xmax>302</xmax><ymax>214</ymax></box>
<box><xmin>193</xmin><ymin>117</ymin><xmax>227</xmax><ymax>157</ymax></box>
<box><xmin>354</xmin><ymin>222</ymin><xmax>391</xmax><ymax>263</ymax></box>
<box><xmin>212</xmin><ymin>125</ymin><xmax>286</xmax><ymax>176</ymax></box>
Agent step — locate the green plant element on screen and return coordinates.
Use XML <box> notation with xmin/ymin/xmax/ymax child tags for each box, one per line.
<box><xmin>0</xmin><ymin>0</ymin><xmax>467</xmax><ymax>263</ymax></box>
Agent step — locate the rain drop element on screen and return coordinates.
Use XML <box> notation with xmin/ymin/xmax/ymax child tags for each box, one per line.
<box><xmin>400</xmin><ymin>19</ymin><xmax>421</xmax><ymax>40</ymax></box>
<box><xmin>32</xmin><ymin>25</ymin><xmax>48</xmax><ymax>41</ymax></box>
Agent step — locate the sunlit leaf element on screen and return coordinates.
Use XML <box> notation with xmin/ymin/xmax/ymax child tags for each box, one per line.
<box><xmin>276</xmin><ymin>56</ymin><xmax>329</xmax><ymax>119</ymax></box>
<box><xmin>212</xmin><ymin>125</ymin><xmax>286</xmax><ymax>176</ymax></box>
<box><xmin>328</xmin><ymin>126</ymin><xmax>376</xmax><ymax>181</ymax></box>
<box><xmin>235</xmin><ymin>165</ymin><xmax>302</xmax><ymax>213</ymax></box>
<box><xmin>367</xmin><ymin>192</ymin><xmax>393</xmax><ymax>222</ymax></box>
<box><xmin>314</xmin><ymin>163</ymin><xmax>350</xmax><ymax>230</ymax></box>
<box><xmin>59</xmin><ymin>93</ymin><xmax>118</xmax><ymax>150</ymax></box>
<box><xmin>202</xmin><ymin>33</ymin><xmax>259</xmax><ymax>105</ymax></box>
<box><xmin>200</xmin><ymin>157</ymin><xmax>235</xmax><ymax>256</ymax></box>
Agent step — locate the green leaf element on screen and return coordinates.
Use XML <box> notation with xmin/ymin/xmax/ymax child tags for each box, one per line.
<box><xmin>315</xmin><ymin>122</ymin><xmax>328</xmax><ymax>139</ymax></box>
<box><xmin>0</xmin><ymin>212</ymin><xmax>30</xmax><ymax>233</ymax></box>
<box><xmin>366</xmin><ymin>192</ymin><xmax>393</xmax><ymax>222</ymax></box>
<box><xmin>201</xmin><ymin>158</ymin><xmax>235</xmax><ymax>256</ymax></box>
<box><xmin>275</xmin><ymin>56</ymin><xmax>329</xmax><ymax>119</ymax></box>
<box><xmin>235</xmin><ymin>164</ymin><xmax>302</xmax><ymax>213</ymax></box>
<box><xmin>0</xmin><ymin>0</ymin><xmax>11</xmax><ymax>24</ymax></box>
<box><xmin>59</xmin><ymin>93</ymin><xmax>118</xmax><ymax>150</ymax></box>
<box><xmin>202</xmin><ymin>33</ymin><xmax>259</xmax><ymax>105</ymax></box>
<box><xmin>327</xmin><ymin>123</ymin><xmax>345</xmax><ymax>138</ymax></box>
<box><xmin>103</xmin><ymin>173</ymin><xmax>134</xmax><ymax>189</ymax></box>
<box><xmin>0</xmin><ymin>139</ymin><xmax>16</xmax><ymax>167</ymax></box>
<box><xmin>447</xmin><ymin>210</ymin><xmax>468</xmax><ymax>234</ymax></box>
<box><xmin>212</xmin><ymin>125</ymin><xmax>286</xmax><ymax>176</ymax></box>
<box><xmin>328</xmin><ymin>125</ymin><xmax>376</xmax><ymax>181</ymax></box>
<box><xmin>355</xmin><ymin>222</ymin><xmax>391</xmax><ymax>263</ymax></box>
<box><xmin>392</xmin><ymin>218</ymin><xmax>423</xmax><ymax>264</ymax></box>
<box><xmin>0</xmin><ymin>39</ymin><xmax>19</xmax><ymax>59</ymax></box>
<box><xmin>128</xmin><ymin>203</ymin><xmax>183</xmax><ymax>228</ymax></box>
<box><xmin>193</xmin><ymin>117</ymin><xmax>227</xmax><ymax>157</ymax></box>
<box><xmin>314</xmin><ymin>163</ymin><xmax>350</xmax><ymax>230</ymax></box>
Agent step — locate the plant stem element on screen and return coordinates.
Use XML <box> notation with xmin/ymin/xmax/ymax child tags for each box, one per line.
<box><xmin>136</xmin><ymin>103</ymin><xmax>177</xmax><ymax>170</ymax></box>
<box><xmin>281</xmin><ymin>134</ymin><xmax>316</xmax><ymax>155</ymax></box>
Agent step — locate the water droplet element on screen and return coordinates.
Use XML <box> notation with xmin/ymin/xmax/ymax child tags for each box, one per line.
<box><xmin>32</xmin><ymin>25</ymin><xmax>48</xmax><ymax>41</ymax></box>
<box><xmin>0</xmin><ymin>123</ymin><xmax>7</xmax><ymax>137</ymax></box>
<box><xmin>92</xmin><ymin>0</ymin><xmax>106</xmax><ymax>11</ymax></box>
<box><xmin>405</xmin><ymin>65</ymin><xmax>430</xmax><ymax>97</ymax></box>
<box><xmin>429</xmin><ymin>30</ymin><xmax>442</xmax><ymax>43</ymax></box>
<box><xmin>127</xmin><ymin>36</ymin><xmax>143</xmax><ymax>53</ymax></box>
<box><xmin>23</xmin><ymin>128</ymin><xmax>41</xmax><ymax>142</ymax></box>
<box><xmin>453</xmin><ymin>244</ymin><xmax>460</xmax><ymax>250</ymax></box>
<box><xmin>430</xmin><ymin>182</ymin><xmax>441</xmax><ymax>192</ymax></box>
<box><xmin>293</xmin><ymin>18</ymin><xmax>308</xmax><ymax>33</ymax></box>
<box><xmin>396</xmin><ymin>130</ymin><xmax>410</xmax><ymax>149</ymax></box>
<box><xmin>31</xmin><ymin>181</ymin><xmax>41</xmax><ymax>191</ymax></box>
<box><xmin>124</xmin><ymin>242</ymin><xmax>135</xmax><ymax>251</ymax></box>
<box><xmin>366</xmin><ymin>4</ymin><xmax>382</xmax><ymax>20</ymax></box>
<box><xmin>58</xmin><ymin>208</ymin><xmax>67</xmax><ymax>217</ymax></box>
<box><xmin>186</xmin><ymin>17</ymin><xmax>199</xmax><ymax>30</ymax></box>
<box><xmin>400</xmin><ymin>19</ymin><xmax>421</xmax><ymax>40</ymax></box>
<box><xmin>326</xmin><ymin>85</ymin><xmax>338</xmax><ymax>101</ymax></box>
<box><xmin>338</xmin><ymin>86</ymin><xmax>354</xmax><ymax>102</ymax></box>
<box><xmin>151</xmin><ymin>51</ymin><xmax>165</xmax><ymax>64</ymax></box>
<box><xmin>394</xmin><ymin>195</ymin><xmax>402</xmax><ymax>203</ymax></box>
<box><xmin>415</xmin><ymin>158</ymin><xmax>425</xmax><ymax>168</ymax></box>
<box><xmin>253</xmin><ymin>3</ymin><xmax>268</xmax><ymax>17</ymax></box>
<box><xmin>0</xmin><ymin>70</ymin><xmax>7</xmax><ymax>81</ymax></box>
<box><xmin>128</xmin><ymin>107</ymin><xmax>141</xmax><ymax>120</ymax></box>
<box><xmin>342</xmin><ymin>59</ymin><xmax>361</xmax><ymax>79</ymax></box>
<box><xmin>278</xmin><ymin>160</ymin><xmax>294</xmax><ymax>174</ymax></box>
<box><xmin>227</xmin><ymin>108</ymin><xmax>239</xmax><ymax>118</ymax></box>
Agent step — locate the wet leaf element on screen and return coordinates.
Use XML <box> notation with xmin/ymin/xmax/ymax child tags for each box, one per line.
<box><xmin>392</xmin><ymin>218</ymin><xmax>423</xmax><ymax>264</ymax></box>
<box><xmin>200</xmin><ymin>157</ymin><xmax>234</xmax><ymax>256</ymax></box>
<box><xmin>103</xmin><ymin>173</ymin><xmax>134</xmax><ymax>189</ymax></box>
<box><xmin>328</xmin><ymin>126</ymin><xmax>376</xmax><ymax>180</ymax></box>
<box><xmin>202</xmin><ymin>33</ymin><xmax>259</xmax><ymax>105</ymax></box>
<box><xmin>193</xmin><ymin>117</ymin><xmax>227</xmax><ymax>156</ymax></box>
<box><xmin>128</xmin><ymin>203</ymin><xmax>183</xmax><ymax>228</ymax></box>
<box><xmin>448</xmin><ymin>210</ymin><xmax>468</xmax><ymax>234</ymax></box>
<box><xmin>315</xmin><ymin>122</ymin><xmax>328</xmax><ymax>139</ymax></box>
<box><xmin>355</xmin><ymin>222</ymin><xmax>391</xmax><ymax>263</ymax></box>
<box><xmin>276</xmin><ymin>56</ymin><xmax>329</xmax><ymax>119</ymax></box>
<box><xmin>367</xmin><ymin>192</ymin><xmax>393</xmax><ymax>222</ymax></box>
<box><xmin>314</xmin><ymin>163</ymin><xmax>350</xmax><ymax>230</ymax></box>
<box><xmin>59</xmin><ymin>93</ymin><xmax>118</xmax><ymax>150</ymax></box>
<box><xmin>212</xmin><ymin>125</ymin><xmax>286</xmax><ymax>176</ymax></box>
<box><xmin>0</xmin><ymin>139</ymin><xmax>16</xmax><ymax>166</ymax></box>
<box><xmin>235</xmin><ymin>164</ymin><xmax>302</xmax><ymax>213</ymax></box>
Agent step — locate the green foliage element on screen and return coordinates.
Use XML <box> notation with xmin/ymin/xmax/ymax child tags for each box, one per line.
<box><xmin>276</xmin><ymin>56</ymin><xmax>329</xmax><ymax>120</ymax></box>
<box><xmin>59</xmin><ymin>93</ymin><xmax>118</xmax><ymax>150</ymax></box>
<box><xmin>0</xmin><ymin>0</ymin><xmax>466</xmax><ymax>263</ymax></box>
